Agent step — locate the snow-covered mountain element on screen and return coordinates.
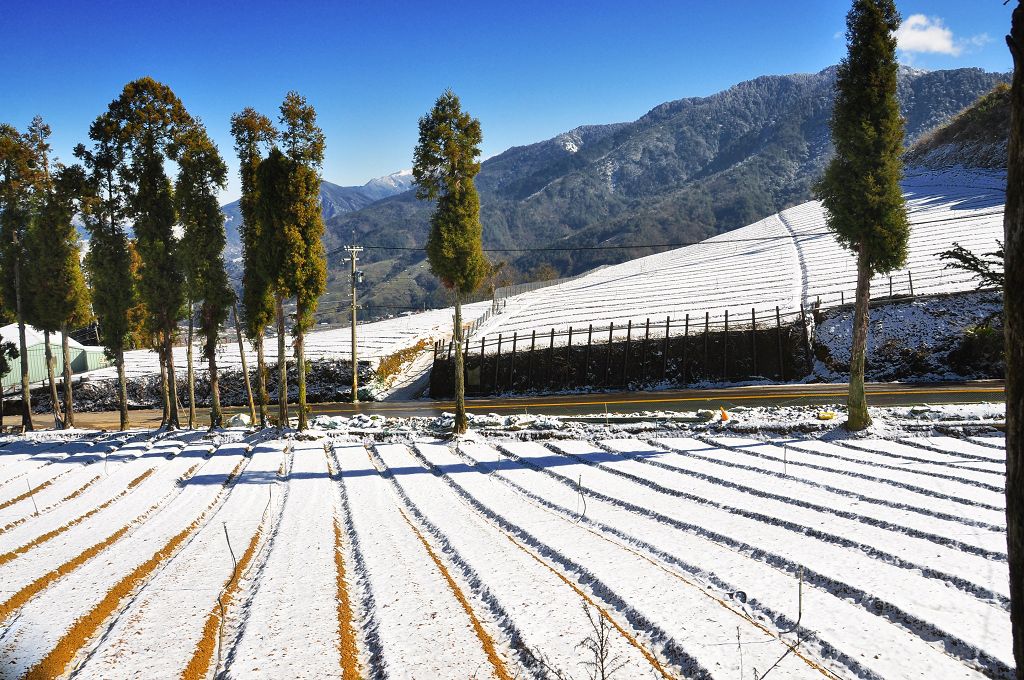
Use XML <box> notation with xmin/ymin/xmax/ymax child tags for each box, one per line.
<box><xmin>219</xmin><ymin>170</ymin><xmax>413</xmax><ymax>256</ymax></box>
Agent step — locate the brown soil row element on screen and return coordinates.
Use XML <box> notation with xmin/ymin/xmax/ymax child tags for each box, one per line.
<box><xmin>181</xmin><ymin>455</ymin><xmax>276</xmax><ymax>680</ymax></box>
<box><xmin>0</xmin><ymin>474</ymin><xmax>102</xmax><ymax>536</ymax></box>
<box><xmin>22</xmin><ymin>457</ymin><xmax>250</xmax><ymax>679</ymax></box>
<box><xmin>480</xmin><ymin>499</ymin><xmax>677</xmax><ymax>679</ymax></box>
<box><xmin>180</xmin><ymin>524</ymin><xmax>265</xmax><ymax>680</ymax></box>
<box><xmin>326</xmin><ymin>452</ymin><xmax>363</xmax><ymax>679</ymax></box>
<box><xmin>514</xmin><ymin>484</ymin><xmax>840</xmax><ymax>679</ymax></box>
<box><xmin>397</xmin><ymin>506</ymin><xmax>513</xmax><ymax>680</ymax></box>
<box><xmin>0</xmin><ymin>478</ymin><xmax>55</xmax><ymax>513</ymax></box>
<box><xmin>0</xmin><ymin>469</ymin><xmax>155</xmax><ymax>568</ymax></box>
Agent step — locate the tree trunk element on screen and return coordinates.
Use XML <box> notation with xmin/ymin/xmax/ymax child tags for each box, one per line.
<box><xmin>1003</xmin><ymin>5</ymin><xmax>1024</xmax><ymax>675</ymax></box>
<box><xmin>165</xmin><ymin>334</ymin><xmax>180</xmax><ymax>429</ymax></box>
<box><xmin>255</xmin><ymin>335</ymin><xmax>268</xmax><ymax>428</ymax></box>
<box><xmin>453</xmin><ymin>290</ymin><xmax>467</xmax><ymax>434</ymax></box>
<box><xmin>296</xmin><ymin>313</ymin><xmax>307</xmax><ymax>431</ymax></box>
<box><xmin>232</xmin><ymin>303</ymin><xmax>256</xmax><ymax>425</ymax></box>
<box><xmin>159</xmin><ymin>345</ymin><xmax>169</xmax><ymax>427</ymax></box>
<box><xmin>61</xmin><ymin>325</ymin><xmax>73</xmax><ymax>428</ymax></box>
<box><xmin>208</xmin><ymin>339</ymin><xmax>222</xmax><ymax>430</ymax></box>
<box><xmin>44</xmin><ymin>330</ymin><xmax>63</xmax><ymax>429</ymax></box>
<box><xmin>186</xmin><ymin>303</ymin><xmax>195</xmax><ymax>429</ymax></box>
<box><xmin>276</xmin><ymin>294</ymin><xmax>288</xmax><ymax>428</ymax></box>
<box><xmin>846</xmin><ymin>247</ymin><xmax>872</xmax><ymax>431</ymax></box>
<box><xmin>116</xmin><ymin>348</ymin><xmax>129</xmax><ymax>431</ymax></box>
<box><xmin>15</xmin><ymin>256</ymin><xmax>32</xmax><ymax>431</ymax></box>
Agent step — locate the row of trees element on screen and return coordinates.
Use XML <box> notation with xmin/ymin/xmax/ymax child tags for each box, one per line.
<box><xmin>0</xmin><ymin>78</ymin><xmax>325</xmax><ymax>432</ymax></box>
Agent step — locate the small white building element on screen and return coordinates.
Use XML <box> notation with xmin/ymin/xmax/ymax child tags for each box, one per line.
<box><xmin>0</xmin><ymin>324</ymin><xmax>109</xmax><ymax>389</ymax></box>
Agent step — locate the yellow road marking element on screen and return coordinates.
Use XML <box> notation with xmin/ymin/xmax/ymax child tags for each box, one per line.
<box><xmin>317</xmin><ymin>387</ymin><xmax>1004</xmax><ymax>413</ymax></box>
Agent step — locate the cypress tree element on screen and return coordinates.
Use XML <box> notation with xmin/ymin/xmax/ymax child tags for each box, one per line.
<box><xmin>176</xmin><ymin>123</ymin><xmax>232</xmax><ymax>429</ymax></box>
<box><xmin>230</xmin><ymin>108</ymin><xmax>277</xmax><ymax>427</ymax></box>
<box><xmin>0</xmin><ymin>118</ymin><xmax>51</xmax><ymax>431</ymax></box>
<box><xmin>278</xmin><ymin>92</ymin><xmax>326</xmax><ymax>431</ymax></box>
<box><xmin>27</xmin><ymin>163</ymin><xmax>92</xmax><ymax>429</ymax></box>
<box><xmin>254</xmin><ymin>147</ymin><xmax>293</xmax><ymax>427</ymax></box>
<box><xmin>109</xmin><ymin>77</ymin><xmax>193</xmax><ymax>429</ymax></box>
<box><xmin>815</xmin><ymin>0</ymin><xmax>909</xmax><ymax>432</ymax></box>
<box><xmin>75</xmin><ymin>113</ymin><xmax>135</xmax><ymax>430</ymax></box>
<box><xmin>413</xmin><ymin>90</ymin><xmax>489</xmax><ymax>434</ymax></box>
<box><xmin>1003</xmin><ymin>3</ymin><xmax>1024</xmax><ymax>673</ymax></box>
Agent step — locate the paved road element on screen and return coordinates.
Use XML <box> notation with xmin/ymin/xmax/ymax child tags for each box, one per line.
<box><xmin>68</xmin><ymin>380</ymin><xmax>1004</xmax><ymax>429</ymax></box>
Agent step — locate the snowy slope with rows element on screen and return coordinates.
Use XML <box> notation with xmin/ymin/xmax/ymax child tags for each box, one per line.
<box><xmin>477</xmin><ymin>168</ymin><xmax>1004</xmax><ymax>340</ymax></box>
<box><xmin>0</xmin><ymin>422</ymin><xmax>1010</xmax><ymax>679</ymax></box>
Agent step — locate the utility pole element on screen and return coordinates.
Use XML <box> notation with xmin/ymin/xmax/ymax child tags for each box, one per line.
<box><xmin>345</xmin><ymin>245</ymin><xmax>363</xmax><ymax>403</ymax></box>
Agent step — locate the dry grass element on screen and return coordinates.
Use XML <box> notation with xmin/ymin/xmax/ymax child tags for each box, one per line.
<box><xmin>376</xmin><ymin>339</ymin><xmax>429</xmax><ymax>381</ymax></box>
<box><xmin>0</xmin><ymin>469</ymin><xmax>155</xmax><ymax>568</ymax></box>
<box><xmin>0</xmin><ymin>474</ymin><xmax>102</xmax><ymax>536</ymax></box>
<box><xmin>398</xmin><ymin>506</ymin><xmax>513</xmax><ymax>680</ymax></box>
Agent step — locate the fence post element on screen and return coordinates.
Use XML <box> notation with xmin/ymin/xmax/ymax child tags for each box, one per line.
<box><xmin>547</xmin><ymin>328</ymin><xmax>555</xmax><ymax>388</ymax></box>
<box><xmin>622</xmin><ymin>320</ymin><xmax>632</xmax><ymax>386</ymax></box>
<box><xmin>662</xmin><ymin>316</ymin><xmax>670</xmax><ymax>381</ymax></box>
<box><xmin>494</xmin><ymin>334</ymin><xmax>502</xmax><ymax>392</ymax></box>
<box><xmin>840</xmin><ymin>290</ymin><xmax>844</xmax><ymax>306</ymax></box>
<box><xmin>723</xmin><ymin>310</ymin><xmax>730</xmax><ymax>382</ymax></box>
<box><xmin>640</xmin><ymin>318</ymin><xmax>650</xmax><ymax>385</ymax></box>
<box><xmin>889</xmin><ymin>276</ymin><xmax>893</xmax><ymax>297</ymax></box>
<box><xmin>750</xmin><ymin>308</ymin><xmax>757</xmax><ymax>378</ymax></box>
<box><xmin>703</xmin><ymin>312</ymin><xmax>710</xmax><ymax>382</ymax></box>
<box><xmin>800</xmin><ymin>304</ymin><xmax>812</xmax><ymax>371</ymax></box>
<box><xmin>604</xmin><ymin>323</ymin><xmax>613</xmax><ymax>386</ymax></box>
<box><xmin>908</xmin><ymin>271</ymin><xmax>914</xmax><ymax>296</ymax></box>
<box><xmin>566</xmin><ymin>327</ymin><xmax>573</xmax><ymax>387</ymax></box>
<box><xmin>529</xmin><ymin>330</ymin><xmax>536</xmax><ymax>388</ymax></box>
<box><xmin>585</xmin><ymin>325</ymin><xmax>593</xmax><ymax>386</ymax></box>
<box><xmin>447</xmin><ymin>340</ymin><xmax>453</xmax><ymax>361</ymax></box>
<box><xmin>510</xmin><ymin>332</ymin><xmax>518</xmax><ymax>391</ymax></box>
<box><xmin>776</xmin><ymin>306</ymin><xmax>785</xmax><ymax>382</ymax></box>
<box><xmin>479</xmin><ymin>337</ymin><xmax>486</xmax><ymax>394</ymax></box>
<box><xmin>682</xmin><ymin>314</ymin><xmax>690</xmax><ymax>383</ymax></box>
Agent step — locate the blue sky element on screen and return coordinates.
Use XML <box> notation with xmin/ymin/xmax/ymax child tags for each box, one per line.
<box><xmin>0</xmin><ymin>1</ymin><xmax>1014</xmax><ymax>202</ymax></box>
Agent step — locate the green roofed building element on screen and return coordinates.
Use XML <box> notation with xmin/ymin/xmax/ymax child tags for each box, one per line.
<box><xmin>0</xmin><ymin>324</ymin><xmax>109</xmax><ymax>390</ymax></box>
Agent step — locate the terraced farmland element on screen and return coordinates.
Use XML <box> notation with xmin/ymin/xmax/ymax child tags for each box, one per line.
<box><xmin>0</xmin><ymin>428</ymin><xmax>1010</xmax><ymax>679</ymax></box>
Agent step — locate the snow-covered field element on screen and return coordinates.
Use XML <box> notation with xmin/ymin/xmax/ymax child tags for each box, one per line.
<box><xmin>474</xmin><ymin>168</ymin><xmax>1005</xmax><ymax>344</ymax></box>
<box><xmin>0</xmin><ymin>404</ymin><xmax>1011</xmax><ymax>679</ymax></box>
<box><xmin>77</xmin><ymin>301</ymin><xmax>491</xmax><ymax>384</ymax></box>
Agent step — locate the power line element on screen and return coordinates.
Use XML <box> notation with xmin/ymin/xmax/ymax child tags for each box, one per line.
<box><xmin>322</xmin><ymin>209</ymin><xmax>1003</xmax><ymax>257</ymax></box>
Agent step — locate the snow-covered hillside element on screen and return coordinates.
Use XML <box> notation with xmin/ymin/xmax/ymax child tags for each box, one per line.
<box><xmin>473</xmin><ymin>168</ymin><xmax>1003</xmax><ymax>342</ymax></box>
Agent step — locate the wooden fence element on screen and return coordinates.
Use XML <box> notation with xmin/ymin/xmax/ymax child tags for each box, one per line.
<box><xmin>430</xmin><ymin>306</ymin><xmax>814</xmax><ymax>398</ymax></box>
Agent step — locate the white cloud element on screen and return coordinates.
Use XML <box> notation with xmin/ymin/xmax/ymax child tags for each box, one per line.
<box><xmin>894</xmin><ymin>14</ymin><xmax>989</xmax><ymax>57</ymax></box>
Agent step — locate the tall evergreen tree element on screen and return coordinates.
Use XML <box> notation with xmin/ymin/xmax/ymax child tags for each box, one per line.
<box><xmin>176</xmin><ymin>123</ymin><xmax>232</xmax><ymax>428</ymax></box>
<box><xmin>109</xmin><ymin>77</ymin><xmax>193</xmax><ymax>429</ymax></box>
<box><xmin>278</xmin><ymin>92</ymin><xmax>326</xmax><ymax>431</ymax></box>
<box><xmin>0</xmin><ymin>118</ymin><xmax>50</xmax><ymax>431</ymax></box>
<box><xmin>255</xmin><ymin>147</ymin><xmax>293</xmax><ymax>427</ymax></box>
<box><xmin>230</xmin><ymin>108</ymin><xmax>276</xmax><ymax>427</ymax></box>
<box><xmin>413</xmin><ymin>89</ymin><xmax>489</xmax><ymax>434</ymax></box>
<box><xmin>75</xmin><ymin>113</ymin><xmax>134</xmax><ymax>430</ymax></box>
<box><xmin>27</xmin><ymin>163</ymin><xmax>92</xmax><ymax>428</ymax></box>
<box><xmin>1003</xmin><ymin>3</ymin><xmax>1024</xmax><ymax>674</ymax></box>
<box><xmin>815</xmin><ymin>0</ymin><xmax>909</xmax><ymax>432</ymax></box>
